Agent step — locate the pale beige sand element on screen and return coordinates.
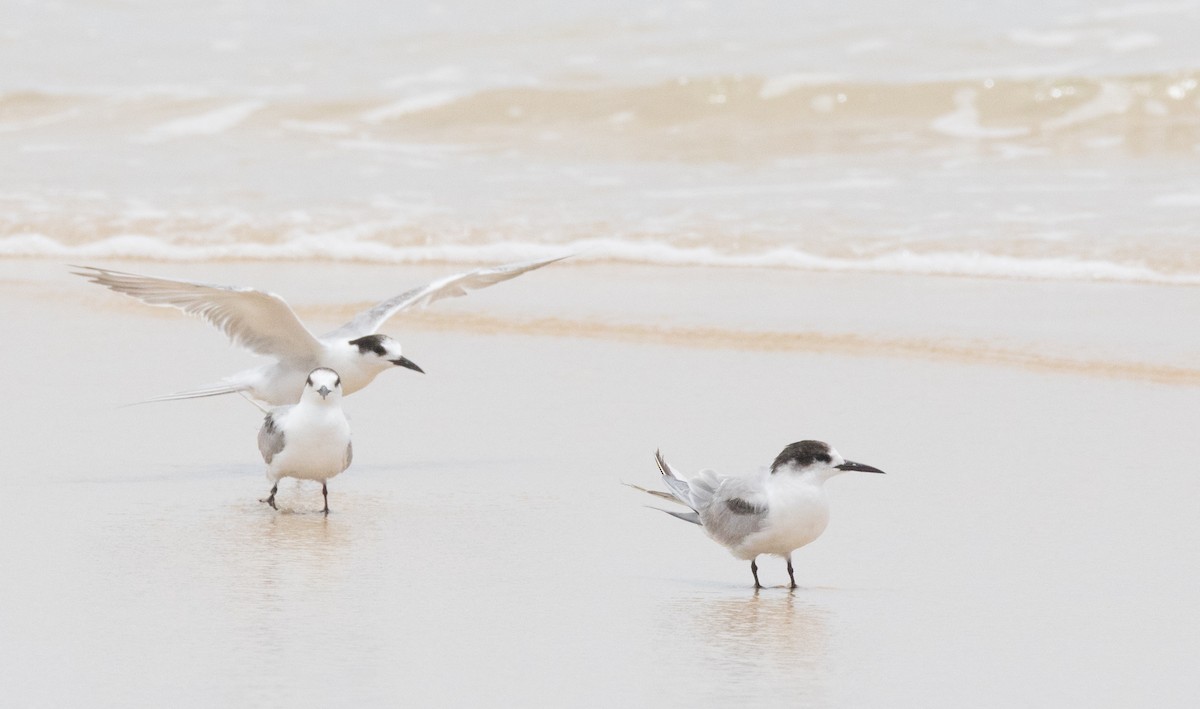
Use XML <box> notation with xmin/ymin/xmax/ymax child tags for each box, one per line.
<box><xmin>2</xmin><ymin>260</ymin><xmax>1199</xmax><ymax>706</ymax></box>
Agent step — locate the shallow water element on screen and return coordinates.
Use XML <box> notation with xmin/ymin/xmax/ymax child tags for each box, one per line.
<box><xmin>4</xmin><ymin>1</ymin><xmax>1199</xmax><ymax>701</ymax></box>
<box><xmin>3</xmin><ymin>263</ymin><xmax>1199</xmax><ymax>706</ymax></box>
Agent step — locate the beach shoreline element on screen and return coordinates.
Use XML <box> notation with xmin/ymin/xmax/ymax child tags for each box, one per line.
<box><xmin>2</xmin><ymin>258</ymin><xmax>1197</xmax><ymax>706</ymax></box>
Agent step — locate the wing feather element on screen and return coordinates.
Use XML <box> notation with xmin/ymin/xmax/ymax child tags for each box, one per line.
<box><xmin>651</xmin><ymin>507</ymin><xmax>702</xmax><ymax>525</ymax></box>
<box><xmin>257</xmin><ymin>411</ymin><xmax>288</xmax><ymax>464</ymax></box>
<box><xmin>622</xmin><ymin>482</ymin><xmax>688</xmax><ymax>505</ymax></box>
<box><xmin>323</xmin><ymin>255</ymin><xmax>569</xmax><ymax>339</ymax></box>
<box><xmin>627</xmin><ymin>452</ymin><xmax>705</xmax><ymax>527</ymax></box>
<box><xmin>654</xmin><ymin>450</ymin><xmax>698</xmax><ymax>509</ymax></box>
<box><xmin>74</xmin><ymin>265</ymin><xmax>323</xmax><ymax>361</ymax></box>
<box><xmin>638</xmin><ymin>450</ymin><xmax>770</xmax><ymax>546</ymax></box>
<box><xmin>700</xmin><ymin>476</ymin><xmax>769</xmax><ymax>548</ymax></box>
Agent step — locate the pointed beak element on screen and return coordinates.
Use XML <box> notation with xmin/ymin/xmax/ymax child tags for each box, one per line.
<box><xmin>836</xmin><ymin>460</ymin><xmax>886</xmax><ymax>474</ymax></box>
<box><xmin>317</xmin><ymin>385</ymin><xmax>331</xmax><ymax>399</ymax></box>
<box><xmin>391</xmin><ymin>356</ymin><xmax>424</xmax><ymax>374</ymax></box>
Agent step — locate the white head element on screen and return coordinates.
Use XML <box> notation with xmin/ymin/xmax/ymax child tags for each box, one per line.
<box><xmin>347</xmin><ymin>334</ymin><xmax>424</xmax><ymax>374</ymax></box>
<box><xmin>770</xmin><ymin>440</ymin><xmax>886</xmax><ymax>481</ymax></box>
<box><xmin>302</xmin><ymin>367</ymin><xmax>344</xmax><ymax>405</ymax></box>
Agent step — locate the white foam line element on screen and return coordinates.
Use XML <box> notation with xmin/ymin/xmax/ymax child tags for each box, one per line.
<box><xmin>140</xmin><ymin>100</ymin><xmax>265</xmax><ymax>142</ymax></box>
<box><xmin>380</xmin><ymin>66</ymin><xmax>465</xmax><ymax>89</ymax></box>
<box><xmin>280</xmin><ymin>120</ymin><xmax>352</xmax><ymax>135</ymax></box>
<box><xmin>645</xmin><ymin>179</ymin><xmax>894</xmax><ymax>199</ymax></box>
<box><xmin>3</xmin><ymin>233</ymin><xmax>1199</xmax><ymax>286</ymax></box>
<box><xmin>1042</xmin><ymin>82</ymin><xmax>1133</xmax><ymax>132</ymax></box>
<box><xmin>360</xmin><ymin>91</ymin><xmax>467</xmax><ymax>123</ymax></box>
<box><xmin>931</xmin><ymin>89</ymin><xmax>1029</xmax><ymax>139</ymax></box>
<box><xmin>758</xmin><ymin>73</ymin><xmax>843</xmax><ymax>99</ymax></box>
<box><xmin>3</xmin><ymin>83</ymin><xmax>305</xmax><ymax>100</ymax></box>
<box><xmin>915</xmin><ymin>62</ymin><xmax>1094</xmax><ymax>83</ymax></box>
<box><xmin>334</xmin><ymin>139</ymin><xmax>465</xmax><ymax>155</ymax></box>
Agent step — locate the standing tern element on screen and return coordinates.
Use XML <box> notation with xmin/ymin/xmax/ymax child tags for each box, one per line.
<box><xmin>258</xmin><ymin>368</ymin><xmax>352</xmax><ymax>515</ymax></box>
<box><xmin>73</xmin><ymin>256</ymin><xmax>566</xmax><ymax>405</ymax></box>
<box><xmin>630</xmin><ymin>440</ymin><xmax>885</xmax><ymax>588</ymax></box>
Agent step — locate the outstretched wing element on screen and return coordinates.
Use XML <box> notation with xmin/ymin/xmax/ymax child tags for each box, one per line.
<box><xmin>323</xmin><ymin>255</ymin><xmax>569</xmax><ymax>339</ymax></box>
<box><xmin>73</xmin><ymin>265</ymin><xmax>323</xmax><ymax>361</ymax></box>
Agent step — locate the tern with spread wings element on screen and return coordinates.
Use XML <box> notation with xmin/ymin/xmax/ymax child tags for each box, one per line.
<box><xmin>74</xmin><ymin>256</ymin><xmax>566</xmax><ymax>405</ymax></box>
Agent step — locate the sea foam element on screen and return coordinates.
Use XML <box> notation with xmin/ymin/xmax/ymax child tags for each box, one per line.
<box><xmin>140</xmin><ymin>101</ymin><xmax>265</xmax><ymax>141</ymax></box>
<box><xmin>3</xmin><ymin>233</ymin><xmax>1197</xmax><ymax>286</ymax></box>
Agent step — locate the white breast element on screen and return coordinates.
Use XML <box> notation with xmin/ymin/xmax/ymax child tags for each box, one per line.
<box><xmin>266</xmin><ymin>406</ymin><xmax>352</xmax><ymax>483</ymax></box>
<box><xmin>734</xmin><ymin>476</ymin><xmax>830</xmax><ymax>558</ymax></box>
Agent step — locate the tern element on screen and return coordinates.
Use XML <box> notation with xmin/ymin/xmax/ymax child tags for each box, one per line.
<box><xmin>73</xmin><ymin>256</ymin><xmax>565</xmax><ymax>405</ymax></box>
<box><xmin>630</xmin><ymin>440</ymin><xmax>885</xmax><ymax>588</ymax></box>
<box><xmin>258</xmin><ymin>368</ymin><xmax>352</xmax><ymax>515</ymax></box>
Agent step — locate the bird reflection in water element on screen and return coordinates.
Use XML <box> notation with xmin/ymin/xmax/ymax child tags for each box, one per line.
<box><xmin>216</xmin><ymin>489</ymin><xmax>375</xmax><ymax>616</ymax></box>
<box><xmin>663</xmin><ymin>590</ymin><xmax>834</xmax><ymax>702</ymax></box>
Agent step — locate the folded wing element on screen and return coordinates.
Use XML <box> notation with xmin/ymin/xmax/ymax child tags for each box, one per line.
<box><xmin>637</xmin><ymin>452</ymin><xmax>770</xmax><ymax>546</ymax></box>
<box><xmin>701</xmin><ymin>474</ymin><xmax>770</xmax><ymax>549</ymax></box>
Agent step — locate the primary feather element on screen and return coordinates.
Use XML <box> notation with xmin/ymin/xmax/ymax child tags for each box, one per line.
<box><xmin>74</xmin><ymin>255</ymin><xmax>569</xmax><ymax>405</ymax></box>
<box><xmin>72</xmin><ymin>265</ymin><xmax>323</xmax><ymax>361</ymax></box>
<box><xmin>324</xmin><ymin>255</ymin><xmax>570</xmax><ymax>339</ymax></box>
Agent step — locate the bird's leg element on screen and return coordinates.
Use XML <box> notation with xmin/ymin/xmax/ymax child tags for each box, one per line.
<box><xmin>786</xmin><ymin>555</ymin><xmax>797</xmax><ymax>589</ymax></box>
<box><xmin>321</xmin><ymin>482</ymin><xmax>329</xmax><ymax>516</ymax></box>
<box><xmin>260</xmin><ymin>483</ymin><xmax>278</xmax><ymax>510</ymax></box>
<box><xmin>750</xmin><ymin>558</ymin><xmax>762</xmax><ymax>589</ymax></box>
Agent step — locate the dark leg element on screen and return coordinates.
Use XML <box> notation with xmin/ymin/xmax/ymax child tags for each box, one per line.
<box><xmin>750</xmin><ymin>558</ymin><xmax>762</xmax><ymax>589</ymax></box>
<box><xmin>260</xmin><ymin>483</ymin><xmax>278</xmax><ymax>510</ymax></box>
<box><xmin>786</xmin><ymin>555</ymin><xmax>797</xmax><ymax>589</ymax></box>
<box><xmin>321</xmin><ymin>482</ymin><xmax>329</xmax><ymax>515</ymax></box>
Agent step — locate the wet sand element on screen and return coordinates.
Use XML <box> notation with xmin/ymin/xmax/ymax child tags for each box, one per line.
<box><xmin>2</xmin><ymin>260</ymin><xmax>1199</xmax><ymax>706</ymax></box>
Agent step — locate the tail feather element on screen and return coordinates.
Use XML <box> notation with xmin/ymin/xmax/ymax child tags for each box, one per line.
<box><xmin>625</xmin><ymin>450</ymin><xmax>704</xmax><ymax>527</ymax></box>
<box><xmin>655</xmin><ymin>449</ymin><xmax>695</xmax><ymax>507</ymax></box>
<box><xmin>649</xmin><ymin>506</ymin><xmax>702</xmax><ymax>526</ymax></box>
<box><xmin>654</xmin><ymin>449</ymin><xmax>677</xmax><ymax>478</ymax></box>
<box><xmin>622</xmin><ymin>482</ymin><xmax>689</xmax><ymax>506</ymax></box>
<box><xmin>136</xmin><ymin>382</ymin><xmax>249</xmax><ymax>405</ymax></box>
<box><xmin>237</xmin><ymin>391</ymin><xmax>271</xmax><ymax>415</ymax></box>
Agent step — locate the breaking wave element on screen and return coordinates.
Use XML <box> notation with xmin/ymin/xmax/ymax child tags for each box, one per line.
<box><xmin>3</xmin><ymin>70</ymin><xmax>1199</xmax><ymax>153</ymax></box>
<box><xmin>4</xmin><ymin>232</ymin><xmax>1198</xmax><ymax>286</ymax></box>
